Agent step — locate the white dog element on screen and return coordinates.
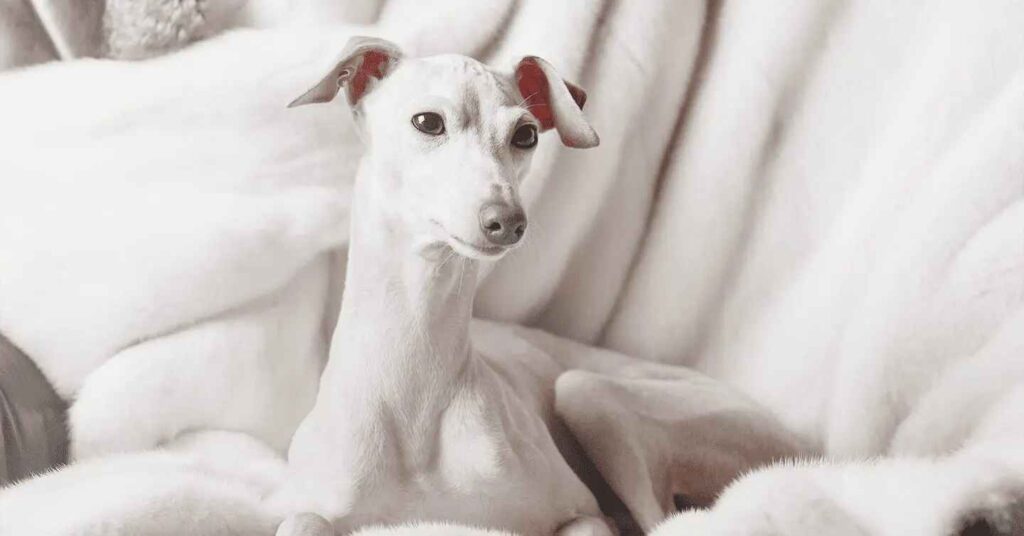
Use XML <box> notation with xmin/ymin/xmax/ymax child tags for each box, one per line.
<box><xmin>269</xmin><ymin>36</ymin><xmax>610</xmax><ymax>536</ymax></box>
<box><xmin>0</xmin><ymin>36</ymin><xmax>801</xmax><ymax>535</ymax></box>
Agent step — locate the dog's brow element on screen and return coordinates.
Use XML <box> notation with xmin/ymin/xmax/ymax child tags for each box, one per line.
<box><xmin>459</xmin><ymin>86</ymin><xmax>481</xmax><ymax>131</ymax></box>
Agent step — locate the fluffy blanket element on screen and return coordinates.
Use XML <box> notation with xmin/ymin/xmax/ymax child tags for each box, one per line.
<box><xmin>1</xmin><ymin>0</ymin><xmax>1023</xmax><ymax>533</ymax></box>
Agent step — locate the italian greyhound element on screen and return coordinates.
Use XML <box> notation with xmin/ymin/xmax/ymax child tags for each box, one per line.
<box><xmin>0</xmin><ymin>36</ymin><xmax>802</xmax><ymax>536</ymax></box>
<box><xmin>271</xmin><ymin>36</ymin><xmax>610</xmax><ymax>536</ymax></box>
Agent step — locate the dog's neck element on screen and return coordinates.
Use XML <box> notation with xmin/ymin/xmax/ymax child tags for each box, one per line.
<box><xmin>318</xmin><ymin>159</ymin><xmax>478</xmax><ymax>424</ymax></box>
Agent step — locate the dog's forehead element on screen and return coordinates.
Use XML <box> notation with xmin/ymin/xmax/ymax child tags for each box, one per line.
<box><xmin>392</xmin><ymin>55</ymin><xmax>518</xmax><ymax>108</ymax></box>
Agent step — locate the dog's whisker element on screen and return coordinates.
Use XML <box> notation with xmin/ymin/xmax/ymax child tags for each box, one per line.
<box><xmin>519</xmin><ymin>91</ymin><xmax>543</xmax><ymax>109</ymax></box>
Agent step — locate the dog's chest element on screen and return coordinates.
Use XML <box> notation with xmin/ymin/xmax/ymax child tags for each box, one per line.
<box><xmin>346</xmin><ymin>368</ymin><xmax>595</xmax><ymax>534</ymax></box>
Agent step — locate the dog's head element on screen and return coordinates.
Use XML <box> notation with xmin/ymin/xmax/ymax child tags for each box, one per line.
<box><xmin>290</xmin><ymin>36</ymin><xmax>598</xmax><ymax>260</ymax></box>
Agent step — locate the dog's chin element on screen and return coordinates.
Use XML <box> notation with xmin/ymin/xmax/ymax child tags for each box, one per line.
<box><xmin>426</xmin><ymin>220</ymin><xmax>512</xmax><ymax>260</ymax></box>
<box><xmin>446</xmin><ymin>236</ymin><xmax>509</xmax><ymax>260</ymax></box>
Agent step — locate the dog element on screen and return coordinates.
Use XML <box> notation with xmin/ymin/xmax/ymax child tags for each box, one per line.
<box><xmin>269</xmin><ymin>36</ymin><xmax>609</xmax><ymax>536</ymax></box>
<box><xmin>0</xmin><ymin>36</ymin><xmax>800</xmax><ymax>535</ymax></box>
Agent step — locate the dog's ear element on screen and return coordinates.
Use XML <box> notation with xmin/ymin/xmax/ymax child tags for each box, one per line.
<box><xmin>288</xmin><ymin>36</ymin><xmax>403</xmax><ymax>108</ymax></box>
<box><xmin>514</xmin><ymin>56</ymin><xmax>599</xmax><ymax>148</ymax></box>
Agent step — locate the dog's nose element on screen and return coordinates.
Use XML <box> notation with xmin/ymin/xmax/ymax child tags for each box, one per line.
<box><xmin>479</xmin><ymin>202</ymin><xmax>527</xmax><ymax>246</ymax></box>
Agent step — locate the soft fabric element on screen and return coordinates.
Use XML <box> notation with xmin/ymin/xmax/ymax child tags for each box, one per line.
<box><xmin>103</xmin><ymin>0</ymin><xmax>249</xmax><ymax>59</ymax></box>
<box><xmin>0</xmin><ymin>333</ymin><xmax>67</xmax><ymax>486</ymax></box>
<box><xmin>1</xmin><ymin>0</ymin><xmax>1024</xmax><ymax>533</ymax></box>
<box><xmin>0</xmin><ymin>0</ymin><xmax>264</xmax><ymax>69</ymax></box>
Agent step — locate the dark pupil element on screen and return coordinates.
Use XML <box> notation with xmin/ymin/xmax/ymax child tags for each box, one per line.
<box><xmin>413</xmin><ymin>113</ymin><xmax>444</xmax><ymax>134</ymax></box>
<box><xmin>514</xmin><ymin>125</ymin><xmax>537</xmax><ymax>147</ymax></box>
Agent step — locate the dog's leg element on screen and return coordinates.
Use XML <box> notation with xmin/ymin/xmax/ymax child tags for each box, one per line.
<box><xmin>554</xmin><ymin>368</ymin><xmax>807</xmax><ymax>533</ymax></box>
<box><xmin>510</xmin><ymin>324</ymin><xmax>806</xmax><ymax>530</ymax></box>
<box><xmin>69</xmin><ymin>258</ymin><xmax>329</xmax><ymax>460</ymax></box>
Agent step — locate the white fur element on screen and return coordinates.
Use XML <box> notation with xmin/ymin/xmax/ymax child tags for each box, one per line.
<box><xmin>272</xmin><ymin>41</ymin><xmax>608</xmax><ymax>536</ymax></box>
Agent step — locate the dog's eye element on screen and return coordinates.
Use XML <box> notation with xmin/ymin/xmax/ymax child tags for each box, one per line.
<box><xmin>511</xmin><ymin>124</ymin><xmax>538</xmax><ymax>149</ymax></box>
<box><xmin>411</xmin><ymin>112</ymin><xmax>445</xmax><ymax>135</ymax></box>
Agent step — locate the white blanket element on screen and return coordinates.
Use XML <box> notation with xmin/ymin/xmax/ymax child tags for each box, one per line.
<box><xmin>2</xmin><ymin>0</ymin><xmax>1023</xmax><ymax>533</ymax></box>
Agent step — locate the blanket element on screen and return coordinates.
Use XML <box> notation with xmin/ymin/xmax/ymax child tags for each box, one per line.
<box><xmin>2</xmin><ymin>0</ymin><xmax>1023</xmax><ymax>533</ymax></box>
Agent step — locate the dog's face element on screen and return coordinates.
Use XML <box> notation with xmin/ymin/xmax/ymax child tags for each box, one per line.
<box><xmin>360</xmin><ymin>55</ymin><xmax>540</xmax><ymax>260</ymax></box>
<box><xmin>290</xmin><ymin>37</ymin><xmax>598</xmax><ymax>260</ymax></box>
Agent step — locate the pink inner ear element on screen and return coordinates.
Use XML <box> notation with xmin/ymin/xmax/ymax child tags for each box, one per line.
<box><xmin>516</xmin><ymin>59</ymin><xmax>555</xmax><ymax>130</ymax></box>
<box><xmin>349</xmin><ymin>50</ymin><xmax>391</xmax><ymax>104</ymax></box>
<box><xmin>516</xmin><ymin>58</ymin><xmax>587</xmax><ymax>131</ymax></box>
